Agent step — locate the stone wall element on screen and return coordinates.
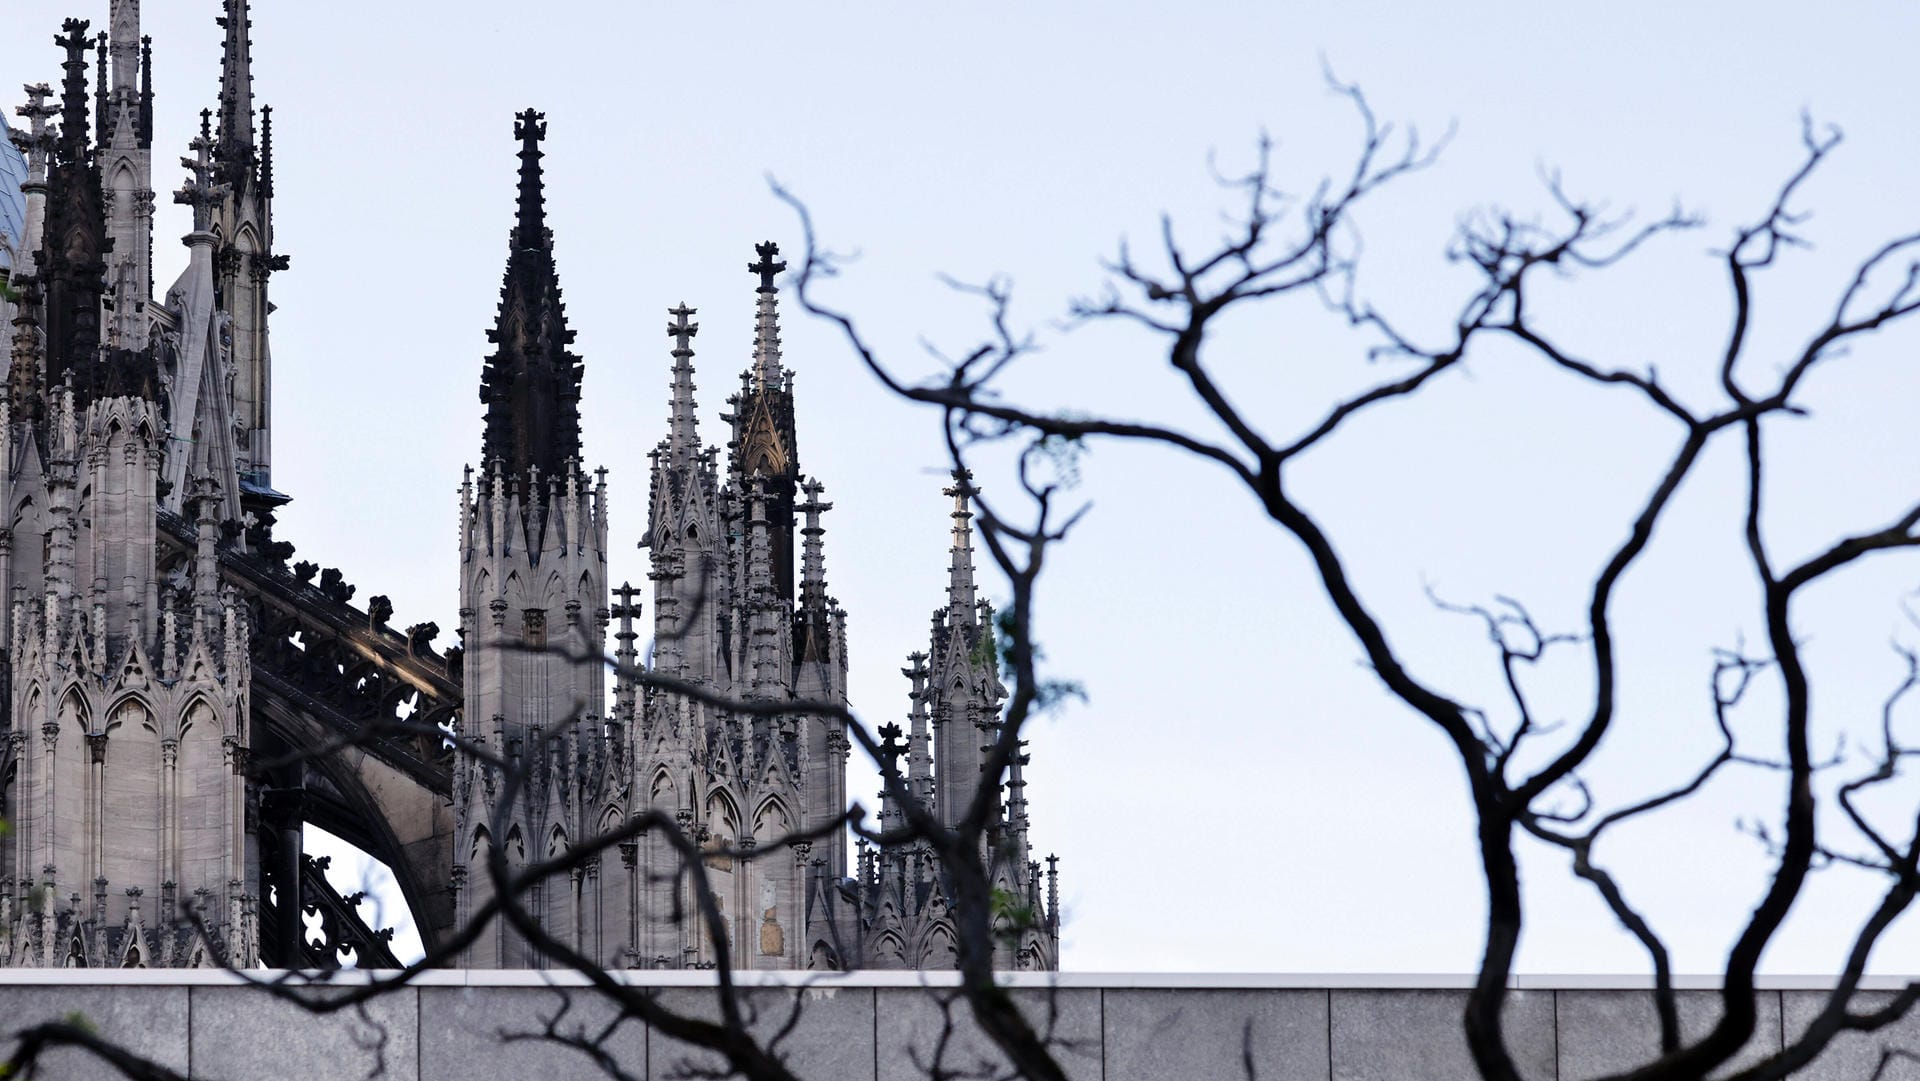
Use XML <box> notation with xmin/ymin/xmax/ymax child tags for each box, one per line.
<box><xmin>0</xmin><ymin>971</ymin><xmax>1908</xmax><ymax>1080</ymax></box>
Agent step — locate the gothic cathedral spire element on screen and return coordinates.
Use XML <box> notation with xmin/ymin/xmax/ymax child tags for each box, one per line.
<box><xmin>101</xmin><ymin>0</ymin><xmax>155</xmax><ymax>352</ymax></box>
<box><xmin>666</xmin><ymin>302</ymin><xmax>700</xmax><ymax>470</ymax></box>
<box><xmin>727</xmin><ymin>242</ymin><xmax>800</xmax><ymax>603</ymax></box>
<box><xmin>206</xmin><ymin>0</ymin><xmax>282</xmax><ymax>499</ymax></box>
<box><xmin>37</xmin><ymin>21</ymin><xmax>110</xmax><ymax>396</ymax></box>
<box><xmin>478</xmin><ymin>109</ymin><xmax>582</xmax><ymax>483</ymax></box>
<box><xmin>214</xmin><ymin>0</ymin><xmax>255</xmax><ymax>166</ymax></box>
<box><xmin>944</xmin><ymin>469</ymin><xmax>980</xmax><ymax>621</ymax></box>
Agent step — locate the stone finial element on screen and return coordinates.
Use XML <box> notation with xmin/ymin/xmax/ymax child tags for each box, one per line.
<box><xmin>175</xmin><ymin>117</ymin><xmax>228</xmax><ymax>232</ymax></box>
<box><xmin>749</xmin><ymin>240</ymin><xmax>786</xmax><ymax>295</ymax></box>
<box><xmin>611</xmin><ymin>581</ymin><xmax>641</xmax><ymax>622</ymax></box>
<box><xmin>666</xmin><ymin>303</ymin><xmax>698</xmax><ymax>355</ymax></box>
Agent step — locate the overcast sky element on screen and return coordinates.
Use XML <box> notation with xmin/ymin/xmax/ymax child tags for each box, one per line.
<box><xmin>10</xmin><ymin>0</ymin><xmax>1920</xmax><ymax>976</ymax></box>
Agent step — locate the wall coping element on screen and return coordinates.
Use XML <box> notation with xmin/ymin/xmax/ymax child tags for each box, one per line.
<box><xmin>0</xmin><ymin>969</ymin><xmax>1912</xmax><ymax>991</ymax></box>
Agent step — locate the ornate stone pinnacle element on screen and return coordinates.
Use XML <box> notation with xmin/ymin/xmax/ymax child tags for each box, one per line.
<box><xmin>513</xmin><ymin>107</ymin><xmax>545</xmax><ymax>145</ymax></box>
<box><xmin>667</xmin><ymin>303</ymin><xmax>699</xmax><ymax>356</ymax></box>
<box><xmin>749</xmin><ymin>241</ymin><xmax>786</xmax><ymax>294</ymax></box>
<box><xmin>175</xmin><ymin>123</ymin><xmax>228</xmax><ymax>229</ymax></box>
<box><xmin>943</xmin><ymin>467</ymin><xmax>976</xmax><ymax>507</ymax></box>
<box><xmin>611</xmin><ymin>581</ymin><xmax>641</xmax><ymax>620</ymax></box>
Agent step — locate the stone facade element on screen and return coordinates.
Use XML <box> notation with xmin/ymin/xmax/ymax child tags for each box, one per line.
<box><xmin>0</xmin><ymin>1</ymin><xmax>1059</xmax><ymax>971</ymax></box>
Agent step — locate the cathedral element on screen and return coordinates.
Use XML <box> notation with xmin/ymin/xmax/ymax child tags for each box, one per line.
<box><xmin>0</xmin><ymin>2</ymin><xmax>1058</xmax><ymax>971</ymax></box>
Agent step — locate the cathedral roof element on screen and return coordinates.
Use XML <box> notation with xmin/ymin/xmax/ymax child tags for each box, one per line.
<box><xmin>0</xmin><ymin>115</ymin><xmax>27</xmax><ymax>272</ymax></box>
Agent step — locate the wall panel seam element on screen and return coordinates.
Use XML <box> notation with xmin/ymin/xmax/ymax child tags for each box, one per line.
<box><xmin>1325</xmin><ymin>988</ymin><xmax>1334</xmax><ymax>1081</ymax></box>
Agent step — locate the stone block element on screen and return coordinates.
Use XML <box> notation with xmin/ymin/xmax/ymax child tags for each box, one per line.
<box><xmin>191</xmin><ymin>982</ymin><xmax>420</xmax><ymax>1081</ymax></box>
<box><xmin>0</xmin><ymin>984</ymin><xmax>188</xmax><ymax>1081</ymax></box>
<box><xmin>876</xmin><ymin>985</ymin><xmax>1100</xmax><ymax>1081</ymax></box>
<box><xmin>1556</xmin><ymin>989</ymin><xmax>1781</xmax><ymax>1079</ymax></box>
<box><xmin>1105</xmin><ymin>988</ymin><xmax>1327</xmax><ymax>1081</ymax></box>
<box><xmin>1783</xmin><ymin>989</ymin><xmax>1920</xmax><ymax>1080</ymax></box>
<box><xmin>649</xmin><ymin>984</ymin><xmax>875</xmax><ymax>1081</ymax></box>
<box><xmin>1330</xmin><ymin>988</ymin><xmax>1554</xmax><ymax>1081</ymax></box>
<box><xmin>421</xmin><ymin>985</ymin><xmax>646</xmax><ymax>1081</ymax></box>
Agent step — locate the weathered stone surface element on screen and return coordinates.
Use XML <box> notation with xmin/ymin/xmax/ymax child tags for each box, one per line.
<box><xmin>649</xmin><ymin>984</ymin><xmax>875</xmax><ymax>1081</ymax></box>
<box><xmin>1557</xmin><ymin>989</ymin><xmax>1781</xmax><ymax>1079</ymax></box>
<box><xmin>1783</xmin><ymin>990</ymin><xmax>1920</xmax><ymax>1080</ymax></box>
<box><xmin>1330</xmin><ymin>988</ymin><xmax>1554</xmax><ymax>1081</ymax></box>
<box><xmin>1106</xmin><ymin>988</ymin><xmax>1328</xmax><ymax>1081</ymax></box>
<box><xmin>876</xmin><ymin>986</ymin><xmax>1100</xmax><ymax>1081</ymax></box>
<box><xmin>421</xmin><ymin>986</ymin><xmax>645</xmax><ymax>1081</ymax></box>
<box><xmin>190</xmin><ymin>983</ymin><xmax>420</xmax><ymax>1081</ymax></box>
<box><xmin>0</xmin><ymin>985</ymin><xmax>188</xmax><ymax>1081</ymax></box>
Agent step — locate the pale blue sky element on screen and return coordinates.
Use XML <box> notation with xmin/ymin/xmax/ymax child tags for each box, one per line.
<box><xmin>9</xmin><ymin>0</ymin><xmax>1920</xmax><ymax>975</ymax></box>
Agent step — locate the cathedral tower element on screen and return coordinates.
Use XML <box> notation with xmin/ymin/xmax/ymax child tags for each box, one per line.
<box><xmin>452</xmin><ymin>111</ymin><xmax>612</xmax><ymax>967</ymax></box>
<box><xmin>0</xmin><ymin>21</ymin><xmax>256</xmax><ymax>968</ymax></box>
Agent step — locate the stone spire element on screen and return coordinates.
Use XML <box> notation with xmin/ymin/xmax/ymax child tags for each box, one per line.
<box><xmin>611</xmin><ymin>581</ymin><xmax>641</xmax><ymax>724</ymax></box>
<box><xmin>205</xmin><ymin>0</ymin><xmax>280</xmax><ymax>496</ymax></box>
<box><xmin>452</xmin><ymin>116</ymin><xmax>611</xmax><ymax>967</ymax></box>
<box><xmin>101</xmin><ymin>0</ymin><xmax>154</xmax><ymax>350</ymax></box>
<box><xmin>258</xmin><ymin>104</ymin><xmax>273</xmax><ymax>198</ymax></box>
<box><xmin>924</xmin><ymin>470</ymin><xmax>1004</xmax><ymax>832</ymax></box>
<box><xmin>109</xmin><ymin>3</ymin><xmax>140</xmax><ymax>97</ymax></box>
<box><xmin>175</xmin><ymin>117</ymin><xmax>226</xmax><ymax>234</ymax></box>
<box><xmin>214</xmin><ymin>0</ymin><xmax>255</xmax><ymax>165</ymax></box>
<box><xmin>748</xmin><ymin>241</ymin><xmax>786</xmax><ymax>391</ymax></box>
<box><xmin>1004</xmin><ymin>738</ymin><xmax>1031</xmax><ymax>869</ymax></box>
<box><xmin>14</xmin><ymin>84</ymin><xmax>59</xmax><ymax>265</ymax></box>
<box><xmin>797</xmin><ymin>478</ymin><xmax>831</xmax><ymax>611</ymax></box>
<box><xmin>478</xmin><ymin>109</ymin><xmax>582</xmax><ymax>482</ymax></box>
<box><xmin>904</xmin><ymin>651</ymin><xmax>934</xmax><ymax>808</ymax></box>
<box><xmin>943</xmin><ymin>469</ymin><xmax>979</xmax><ymax>622</ymax></box>
<box><xmin>93</xmin><ymin>31</ymin><xmax>108</xmax><ymax>149</ymax></box>
<box><xmin>792</xmin><ymin>477</ymin><xmax>836</xmax><ymax>671</ymax></box>
<box><xmin>38</xmin><ymin>22</ymin><xmax>111</xmax><ymax>395</ymax></box>
<box><xmin>55</xmin><ymin>22</ymin><xmax>93</xmax><ymax>168</ymax></box>
<box><xmin>743</xmin><ymin>482</ymin><xmax>783</xmax><ymax>696</ymax></box>
<box><xmin>665</xmin><ymin>303</ymin><xmax>699</xmax><ymax>468</ymax></box>
<box><xmin>727</xmin><ymin>240</ymin><xmax>802</xmax><ymax>603</ymax></box>
<box><xmin>139</xmin><ymin>34</ymin><xmax>153</xmax><ymax>150</ymax></box>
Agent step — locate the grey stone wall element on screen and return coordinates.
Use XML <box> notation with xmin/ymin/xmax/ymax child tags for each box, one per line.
<box><xmin>0</xmin><ymin>974</ymin><xmax>1904</xmax><ymax>1080</ymax></box>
